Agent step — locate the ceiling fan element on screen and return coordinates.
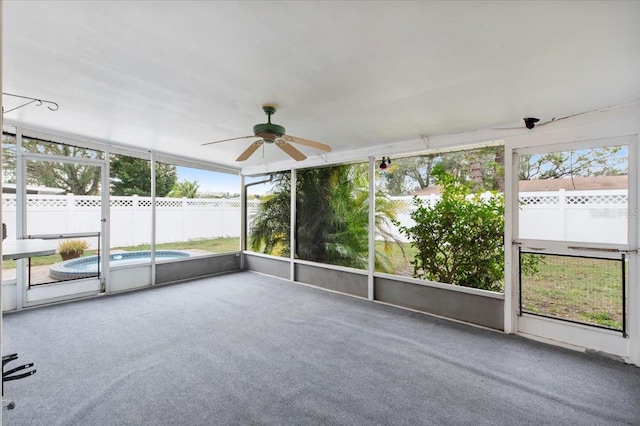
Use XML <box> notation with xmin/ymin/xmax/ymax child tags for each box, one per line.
<box><xmin>201</xmin><ymin>105</ymin><xmax>332</xmax><ymax>161</ymax></box>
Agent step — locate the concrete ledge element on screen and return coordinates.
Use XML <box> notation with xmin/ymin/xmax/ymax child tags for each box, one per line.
<box><xmin>243</xmin><ymin>252</ymin><xmax>290</xmax><ymax>279</ymax></box>
<box><xmin>375</xmin><ymin>276</ymin><xmax>504</xmax><ymax>330</ymax></box>
<box><xmin>295</xmin><ymin>263</ymin><xmax>367</xmax><ymax>298</ymax></box>
<box><xmin>156</xmin><ymin>253</ymin><xmax>240</xmax><ymax>284</ymax></box>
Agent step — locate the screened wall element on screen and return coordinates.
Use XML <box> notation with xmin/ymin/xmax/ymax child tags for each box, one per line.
<box><xmin>1</xmin><ymin>127</ymin><xmax>241</xmax><ymax>306</ymax></box>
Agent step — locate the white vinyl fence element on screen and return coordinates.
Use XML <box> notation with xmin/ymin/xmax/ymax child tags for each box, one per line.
<box><xmin>2</xmin><ymin>194</ymin><xmax>244</xmax><ymax>249</ymax></box>
<box><xmin>387</xmin><ymin>189</ymin><xmax>629</xmax><ymax>245</ymax></box>
<box><xmin>1</xmin><ymin>189</ymin><xmax>629</xmax><ymax>249</ymax></box>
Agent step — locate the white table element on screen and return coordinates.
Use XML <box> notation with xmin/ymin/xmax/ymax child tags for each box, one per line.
<box><xmin>2</xmin><ymin>239</ymin><xmax>57</xmax><ymax>261</ymax></box>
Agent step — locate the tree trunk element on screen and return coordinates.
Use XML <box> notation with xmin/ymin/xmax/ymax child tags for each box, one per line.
<box><xmin>494</xmin><ymin>149</ymin><xmax>505</xmax><ymax>192</ymax></box>
<box><xmin>467</xmin><ymin>153</ymin><xmax>483</xmax><ymax>192</ymax></box>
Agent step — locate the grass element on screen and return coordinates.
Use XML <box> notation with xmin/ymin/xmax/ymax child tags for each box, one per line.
<box><xmin>521</xmin><ymin>254</ymin><xmax>624</xmax><ymax>330</ymax></box>
<box><xmin>2</xmin><ymin>252</ymin><xmax>92</xmax><ymax>270</ymax></box>
<box><xmin>2</xmin><ymin>237</ymin><xmax>240</xmax><ymax>271</ymax></box>
<box><xmin>117</xmin><ymin>237</ymin><xmax>240</xmax><ymax>254</ymax></box>
<box><xmin>375</xmin><ymin>241</ymin><xmax>417</xmax><ymax>275</ymax></box>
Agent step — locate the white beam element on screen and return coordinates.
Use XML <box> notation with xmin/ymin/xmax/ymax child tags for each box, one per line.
<box><xmin>368</xmin><ymin>156</ymin><xmax>375</xmax><ymax>301</ymax></box>
<box><xmin>290</xmin><ymin>169</ymin><xmax>296</xmax><ymax>282</ymax></box>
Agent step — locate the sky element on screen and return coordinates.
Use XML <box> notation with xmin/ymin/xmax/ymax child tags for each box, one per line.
<box><xmin>176</xmin><ymin>166</ymin><xmax>241</xmax><ymax>195</ymax></box>
<box><xmin>176</xmin><ymin>167</ymin><xmax>274</xmax><ymax>195</ymax></box>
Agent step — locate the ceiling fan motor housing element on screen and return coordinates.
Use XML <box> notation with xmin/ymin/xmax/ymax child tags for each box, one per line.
<box><xmin>253</xmin><ymin>122</ymin><xmax>285</xmax><ymax>142</ymax></box>
<box><xmin>253</xmin><ymin>105</ymin><xmax>285</xmax><ymax>142</ymax></box>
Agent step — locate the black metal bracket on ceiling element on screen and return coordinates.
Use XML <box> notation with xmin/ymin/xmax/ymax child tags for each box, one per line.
<box><xmin>2</xmin><ymin>92</ymin><xmax>59</xmax><ymax>115</ymax></box>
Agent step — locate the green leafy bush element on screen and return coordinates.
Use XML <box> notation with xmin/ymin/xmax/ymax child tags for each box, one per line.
<box><xmin>396</xmin><ymin>167</ymin><xmax>507</xmax><ymax>292</ymax></box>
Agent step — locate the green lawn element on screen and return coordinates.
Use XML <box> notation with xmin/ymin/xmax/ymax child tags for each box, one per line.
<box><xmin>2</xmin><ymin>252</ymin><xmax>92</xmax><ymax>270</ymax></box>
<box><xmin>116</xmin><ymin>237</ymin><xmax>240</xmax><ymax>254</ymax></box>
<box><xmin>375</xmin><ymin>241</ymin><xmax>416</xmax><ymax>276</ymax></box>
<box><xmin>521</xmin><ymin>254</ymin><xmax>624</xmax><ymax>330</ymax></box>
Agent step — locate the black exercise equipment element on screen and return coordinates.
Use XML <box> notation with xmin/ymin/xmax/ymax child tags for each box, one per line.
<box><xmin>2</xmin><ymin>353</ymin><xmax>36</xmax><ymax>410</ymax></box>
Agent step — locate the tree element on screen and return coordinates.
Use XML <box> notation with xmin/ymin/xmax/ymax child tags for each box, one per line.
<box><xmin>27</xmin><ymin>160</ymin><xmax>102</xmax><ymax>195</ymax></box>
<box><xmin>378</xmin><ymin>146</ymin><xmax>505</xmax><ymax>196</ymax></box>
<box><xmin>110</xmin><ymin>157</ymin><xmax>177</xmax><ymax>196</ymax></box>
<box><xmin>21</xmin><ymin>138</ymin><xmax>103</xmax><ymax>195</ymax></box>
<box><xmin>249</xmin><ymin>164</ymin><xmax>404</xmax><ymax>272</ymax></box>
<box><xmin>249</xmin><ymin>174</ymin><xmax>292</xmax><ymax>256</ymax></box>
<box><xmin>2</xmin><ymin>134</ymin><xmax>17</xmax><ymax>184</ymax></box>
<box><xmin>434</xmin><ymin>146</ymin><xmax>505</xmax><ymax>191</ymax></box>
<box><xmin>2</xmin><ymin>136</ymin><xmax>180</xmax><ymax>196</ymax></box>
<box><xmin>519</xmin><ymin>146</ymin><xmax>627</xmax><ymax>180</ymax></box>
<box><xmin>168</xmin><ymin>180</ymin><xmax>200</xmax><ymax>198</ymax></box>
<box><xmin>379</xmin><ymin>155</ymin><xmax>437</xmax><ymax>195</ymax></box>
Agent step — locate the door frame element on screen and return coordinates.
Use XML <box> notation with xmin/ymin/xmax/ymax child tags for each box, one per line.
<box><xmin>505</xmin><ymin>132</ymin><xmax>638</xmax><ymax>365</ymax></box>
<box><xmin>15</xmin><ymin>137</ymin><xmax>108</xmax><ymax>307</ymax></box>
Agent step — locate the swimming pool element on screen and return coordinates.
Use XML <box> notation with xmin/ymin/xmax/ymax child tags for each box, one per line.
<box><xmin>49</xmin><ymin>250</ymin><xmax>191</xmax><ymax>280</ymax></box>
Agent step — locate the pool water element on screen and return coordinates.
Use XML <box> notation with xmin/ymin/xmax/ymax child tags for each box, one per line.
<box><xmin>49</xmin><ymin>250</ymin><xmax>191</xmax><ymax>280</ymax></box>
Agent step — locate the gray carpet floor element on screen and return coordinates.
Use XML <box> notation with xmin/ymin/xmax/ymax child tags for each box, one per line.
<box><xmin>2</xmin><ymin>271</ymin><xmax>639</xmax><ymax>425</ymax></box>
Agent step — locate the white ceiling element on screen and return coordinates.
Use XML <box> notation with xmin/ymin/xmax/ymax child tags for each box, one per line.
<box><xmin>3</xmin><ymin>1</ymin><xmax>640</xmax><ymax>173</ymax></box>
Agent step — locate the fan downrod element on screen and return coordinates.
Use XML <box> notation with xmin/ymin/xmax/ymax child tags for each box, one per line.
<box><xmin>262</xmin><ymin>105</ymin><xmax>277</xmax><ymax>118</ymax></box>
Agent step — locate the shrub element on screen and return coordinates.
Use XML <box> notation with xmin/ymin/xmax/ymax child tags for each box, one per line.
<box><xmin>396</xmin><ymin>168</ymin><xmax>506</xmax><ymax>291</ymax></box>
<box><xmin>57</xmin><ymin>239</ymin><xmax>90</xmax><ymax>260</ymax></box>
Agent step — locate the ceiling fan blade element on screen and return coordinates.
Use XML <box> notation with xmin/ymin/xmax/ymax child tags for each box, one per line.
<box><xmin>276</xmin><ymin>140</ymin><xmax>307</xmax><ymax>161</ymax></box>
<box><xmin>236</xmin><ymin>140</ymin><xmax>264</xmax><ymax>161</ymax></box>
<box><xmin>284</xmin><ymin>135</ymin><xmax>332</xmax><ymax>152</ymax></box>
<box><xmin>201</xmin><ymin>135</ymin><xmax>255</xmax><ymax>146</ymax></box>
